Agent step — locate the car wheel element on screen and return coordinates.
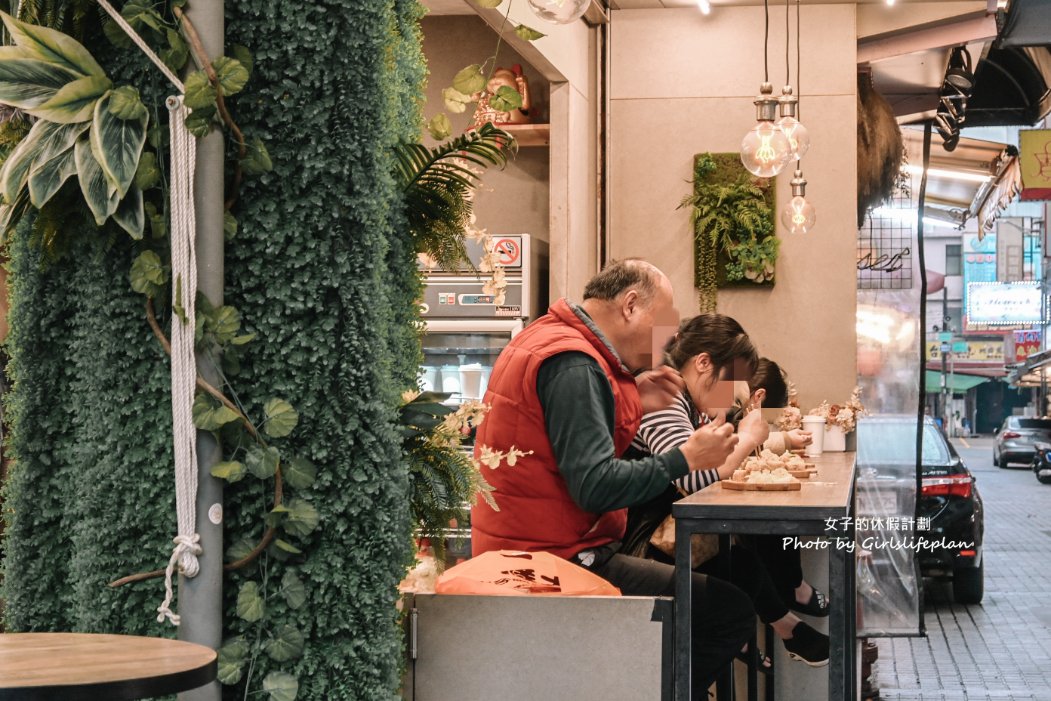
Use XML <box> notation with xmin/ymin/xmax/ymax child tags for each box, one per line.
<box><xmin>953</xmin><ymin>560</ymin><xmax>984</xmax><ymax>605</ymax></box>
<box><xmin>993</xmin><ymin>450</ymin><xmax>1002</xmax><ymax>468</ymax></box>
<box><xmin>1038</xmin><ymin>472</ymin><xmax>1051</xmax><ymax>485</ymax></box>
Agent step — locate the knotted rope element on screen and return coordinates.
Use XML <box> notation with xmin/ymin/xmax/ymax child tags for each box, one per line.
<box><xmin>95</xmin><ymin>0</ymin><xmax>200</xmax><ymax>627</ymax></box>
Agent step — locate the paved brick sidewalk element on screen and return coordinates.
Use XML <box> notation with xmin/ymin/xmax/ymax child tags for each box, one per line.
<box><xmin>874</xmin><ymin>437</ymin><xmax>1051</xmax><ymax>701</ymax></box>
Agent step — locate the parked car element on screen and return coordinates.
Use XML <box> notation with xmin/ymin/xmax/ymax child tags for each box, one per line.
<box><xmin>859</xmin><ymin>416</ymin><xmax>985</xmax><ymax>604</ymax></box>
<box><xmin>993</xmin><ymin>416</ymin><xmax>1051</xmax><ymax>467</ymax></box>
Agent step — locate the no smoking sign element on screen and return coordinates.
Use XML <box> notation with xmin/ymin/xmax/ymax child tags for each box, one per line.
<box><xmin>492</xmin><ymin>237</ymin><xmax>521</xmax><ymax>267</ymax></box>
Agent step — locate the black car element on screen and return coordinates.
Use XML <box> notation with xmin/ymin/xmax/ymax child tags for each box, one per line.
<box><xmin>993</xmin><ymin>416</ymin><xmax>1051</xmax><ymax>467</ymax></box>
<box><xmin>859</xmin><ymin>416</ymin><xmax>985</xmax><ymax>604</ymax></box>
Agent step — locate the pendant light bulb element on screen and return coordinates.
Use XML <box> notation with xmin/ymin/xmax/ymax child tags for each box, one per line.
<box><xmin>781</xmin><ymin>170</ymin><xmax>816</xmax><ymax>234</ymax></box>
<box><xmin>741</xmin><ymin>83</ymin><xmax>792</xmax><ymax>177</ymax></box>
<box><xmin>527</xmin><ymin>0</ymin><xmax>590</xmax><ymax>24</ymax></box>
<box><xmin>775</xmin><ymin>86</ymin><xmax>811</xmax><ymax>161</ymax></box>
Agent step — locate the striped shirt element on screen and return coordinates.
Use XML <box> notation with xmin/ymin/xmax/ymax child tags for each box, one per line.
<box><xmin>630</xmin><ymin>391</ymin><xmax>721</xmax><ymax>494</ymax></box>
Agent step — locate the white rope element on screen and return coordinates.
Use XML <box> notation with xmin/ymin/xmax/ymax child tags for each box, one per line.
<box><xmin>95</xmin><ymin>0</ymin><xmax>185</xmax><ymax>93</ymax></box>
<box><xmin>154</xmin><ymin>95</ymin><xmax>200</xmax><ymax>627</ymax></box>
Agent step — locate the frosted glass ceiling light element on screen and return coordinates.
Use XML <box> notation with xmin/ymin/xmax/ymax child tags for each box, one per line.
<box><xmin>776</xmin><ymin>86</ymin><xmax>811</xmax><ymax>160</ymax></box>
<box><xmin>741</xmin><ymin>83</ymin><xmax>792</xmax><ymax>177</ymax></box>
<box><xmin>696</xmin><ymin>0</ymin><xmax>712</xmax><ymax>15</ymax></box>
<box><xmin>527</xmin><ymin>0</ymin><xmax>590</xmax><ymax>24</ymax></box>
<box><xmin>781</xmin><ymin>170</ymin><xmax>816</xmax><ymax>234</ymax></box>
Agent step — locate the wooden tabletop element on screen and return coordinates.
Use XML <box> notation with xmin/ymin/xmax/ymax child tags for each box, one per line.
<box><xmin>0</xmin><ymin>633</ymin><xmax>217</xmax><ymax>701</ymax></box>
<box><xmin>673</xmin><ymin>451</ymin><xmax>856</xmax><ymax>522</ymax></box>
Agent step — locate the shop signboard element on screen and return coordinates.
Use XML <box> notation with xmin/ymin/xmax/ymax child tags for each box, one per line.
<box><xmin>1008</xmin><ymin>329</ymin><xmax>1042</xmax><ymax>362</ymax></box>
<box><xmin>965</xmin><ymin>281</ymin><xmax>1045</xmax><ymax>331</ymax></box>
<box><xmin>962</xmin><ymin>233</ymin><xmax>997</xmax><ymax>328</ymax></box>
<box><xmin>926</xmin><ymin>340</ymin><xmax>1005</xmax><ymax>362</ymax></box>
<box><xmin>1019</xmin><ymin>129</ymin><xmax>1051</xmax><ymax>201</ymax></box>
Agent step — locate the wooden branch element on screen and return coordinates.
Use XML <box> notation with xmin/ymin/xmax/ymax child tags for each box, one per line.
<box><xmin>172</xmin><ymin>5</ymin><xmax>246</xmax><ymax>211</ymax></box>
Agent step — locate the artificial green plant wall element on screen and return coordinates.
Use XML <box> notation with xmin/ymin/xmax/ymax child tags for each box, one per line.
<box><xmin>2</xmin><ymin>1</ymin><xmax>427</xmax><ymax>699</ymax></box>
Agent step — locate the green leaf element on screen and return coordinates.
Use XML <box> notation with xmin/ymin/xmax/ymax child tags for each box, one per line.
<box><xmin>241</xmin><ymin>137</ymin><xmax>272</xmax><ymax>175</ymax></box>
<box><xmin>427</xmin><ymin>113</ymin><xmax>451</xmax><ymax>141</ymax></box>
<box><xmin>27</xmin><ymin>147</ymin><xmax>75</xmax><ymax>208</ymax></box>
<box><xmin>210</xmin><ymin>460</ymin><xmax>246</xmax><ymax>483</ymax></box>
<box><xmin>514</xmin><ymin>24</ymin><xmax>546</xmax><ymax>40</ymax></box>
<box><xmin>231</xmin><ymin>333</ymin><xmax>254</xmax><ymax>345</ymax></box>
<box><xmin>0</xmin><ymin>11</ymin><xmax>106</xmax><ymax>77</ymax></box>
<box><xmin>264</xmin><ymin>625</ymin><xmax>305</xmax><ymax>662</ymax></box>
<box><xmin>184</xmin><ymin>106</ymin><xmax>215</xmax><ymax>138</ymax></box>
<box><xmin>489</xmin><ymin>85</ymin><xmax>522</xmax><ymax>113</ymax></box>
<box><xmin>223</xmin><ymin>211</ymin><xmax>238</xmax><ymax>241</ymax></box>
<box><xmin>230</xmin><ymin>45</ymin><xmax>253</xmax><ymax>79</ymax></box>
<box><xmin>192</xmin><ymin>393</ymin><xmax>241</xmax><ymax>431</ymax></box>
<box><xmin>74</xmin><ymin>135</ymin><xmax>119</xmax><ymax>225</ymax></box>
<box><xmin>263</xmin><ymin>398</ymin><xmax>298</xmax><ymax>438</ymax></box>
<box><xmin>30</xmin><ymin>75</ymin><xmax>110</xmax><ymax>123</ymax></box>
<box><xmin>90</xmin><ymin>92</ymin><xmax>147</xmax><ymax>197</ymax></box>
<box><xmin>103</xmin><ymin>19</ymin><xmax>134</xmax><ymax>49</ymax></box>
<box><xmin>474</xmin><ymin>0</ymin><xmax>503</xmax><ymax>7</ymax></box>
<box><xmin>161</xmin><ymin>29</ymin><xmax>188</xmax><ymax>73</ymax></box>
<box><xmin>134</xmin><ymin>150</ymin><xmax>160</xmax><ymax>190</ymax></box>
<box><xmin>107</xmin><ymin>85</ymin><xmax>147</xmax><ymax>121</ymax></box>
<box><xmin>183</xmin><ymin>71</ymin><xmax>216</xmax><ymax>110</ymax></box>
<box><xmin>129</xmin><ymin>250</ymin><xmax>167</xmax><ymax>297</ymax></box>
<box><xmin>0</xmin><ymin>119</ymin><xmax>60</xmax><ymax>202</ymax></box>
<box><xmin>442</xmin><ymin>87</ymin><xmax>471</xmax><ymax>114</ymax></box>
<box><xmin>111</xmin><ymin>184</ymin><xmax>144</xmax><ymax>239</ymax></box>
<box><xmin>262</xmin><ymin>671</ymin><xmax>298</xmax><ymax>701</ymax></box>
<box><xmin>216</xmin><ymin>638</ymin><xmax>248</xmax><ymax>686</ymax></box>
<box><xmin>281</xmin><ymin>571</ymin><xmax>306</xmax><ymax>610</ymax></box>
<box><xmin>0</xmin><ymin>48</ymin><xmax>82</xmax><ymax>110</ymax></box>
<box><xmin>207</xmin><ymin>304</ymin><xmax>241</xmax><ymax>344</ymax></box>
<box><xmin>283</xmin><ymin>498</ymin><xmax>320</xmax><ymax>538</ymax></box>
<box><xmin>235</xmin><ymin>581</ymin><xmax>264</xmax><ymax>623</ymax></box>
<box><xmin>273</xmin><ymin>539</ymin><xmax>302</xmax><ymax>555</ymax></box>
<box><xmin>212</xmin><ymin>56</ymin><xmax>249</xmax><ymax>96</ymax></box>
<box><xmin>245</xmin><ymin>444</ymin><xmax>280</xmax><ymax>480</ymax></box>
<box><xmin>452</xmin><ymin>64</ymin><xmax>485</xmax><ymax>95</ymax></box>
<box><xmin>225</xmin><ymin>537</ymin><xmax>254</xmax><ymax>562</ymax></box>
<box><xmin>283</xmin><ymin>457</ymin><xmax>317</xmax><ymax>491</ymax></box>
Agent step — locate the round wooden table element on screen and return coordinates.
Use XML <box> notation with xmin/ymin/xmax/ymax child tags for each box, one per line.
<box><xmin>0</xmin><ymin>632</ymin><xmax>217</xmax><ymax>700</ymax></box>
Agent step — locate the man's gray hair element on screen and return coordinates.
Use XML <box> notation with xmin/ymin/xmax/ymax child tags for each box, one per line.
<box><xmin>582</xmin><ymin>258</ymin><xmax>661</xmax><ymax>305</ymax></box>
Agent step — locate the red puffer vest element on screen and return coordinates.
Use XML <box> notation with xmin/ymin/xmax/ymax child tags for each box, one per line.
<box><xmin>471</xmin><ymin>298</ymin><xmax>643</xmax><ymax>560</ymax></box>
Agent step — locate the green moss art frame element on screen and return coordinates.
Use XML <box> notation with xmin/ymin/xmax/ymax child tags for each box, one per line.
<box><xmin>681</xmin><ymin>152</ymin><xmax>778</xmax><ymax>312</ymax></box>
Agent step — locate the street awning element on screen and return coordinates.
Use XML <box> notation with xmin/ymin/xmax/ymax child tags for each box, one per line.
<box><xmin>925</xmin><ymin>370</ymin><xmax>992</xmax><ymax>393</ymax></box>
<box><xmin>1007</xmin><ymin>348</ymin><xmax>1051</xmax><ymax>384</ymax></box>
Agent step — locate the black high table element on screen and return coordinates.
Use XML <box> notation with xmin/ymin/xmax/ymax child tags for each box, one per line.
<box><xmin>673</xmin><ymin>451</ymin><xmax>857</xmax><ymax>701</ymax></box>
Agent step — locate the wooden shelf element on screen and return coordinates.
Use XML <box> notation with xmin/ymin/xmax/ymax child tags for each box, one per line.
<box><xmin>500</xmin><ymin>123</ymin><xmax>550</xmax><ymax>147</ymax></box>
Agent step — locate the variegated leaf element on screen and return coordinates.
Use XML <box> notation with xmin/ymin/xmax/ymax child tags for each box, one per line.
<box><xmin>89</xmin><ymin>92</ymin><xmax>147</xmax><ymax>198</ymax></box>
<box><xmin>0</xmin><ymin>119</ymin><xmax>64</xmax><ymax>202</ymax></box>
<box><xmin>29</xmin><ymin>75</ymin><xmax>110</xmax><ymax>124</ymax></box>
<box><xmin>111</xmin><ymin>184</ymin><xmax>144</xmax><ymax>239</ymax></box>
<box><xmin>0</xmin><ymin>50</ymin><xmax>80</xmax><ymax>110</ymax></box>
<box><xmin>74</xmin><ymin>135</ymin><xmax>118</xmax><ymax>225</ymax></box>
<box><xmin>28</xmin><ymin>147</ymin><xmax>75</xmax><ymax>207</ymax></box>
<box><xmin>0</xmin><ymin>11</ymin><xmax>106</xmax><ymax>77</ymax></box>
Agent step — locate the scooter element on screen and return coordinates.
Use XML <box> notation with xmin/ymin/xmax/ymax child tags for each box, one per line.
<box><xmin>1032</xmin><ymin>442</ymin><xmax>1051</xmax><ymax>484</ymax></box>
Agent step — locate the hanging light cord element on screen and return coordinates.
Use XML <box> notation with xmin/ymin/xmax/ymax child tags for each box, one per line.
<box><xmin>785</xmin><ymin>0</ymin><xmax>790</xmax><ymax>87</ymax></box>
<box><xmin>796</xmin><ymin>0</ymin><xmax>802</xmax><ymax>121</ymax></box>
<box><xmin>764</xmin><ymin>0</ymin><xmax>770</xmax><ymax>83</ymax></box>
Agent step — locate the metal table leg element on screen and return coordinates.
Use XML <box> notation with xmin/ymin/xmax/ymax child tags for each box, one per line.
<box><xmin>675</xmin><ymin>517</ymin><xmax>694</xmax><ymax>701</ymax></box>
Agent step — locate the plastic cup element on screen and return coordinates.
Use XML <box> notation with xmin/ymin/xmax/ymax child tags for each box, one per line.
<box><xmin>802</xmin><ymin>416</ymin><xmax>826</xmax><ymax>457</ymax></box>
<box><xmin>458</xmin><ymin>363</ymin><xmax>483</xmax><ymax>401</ymax></box>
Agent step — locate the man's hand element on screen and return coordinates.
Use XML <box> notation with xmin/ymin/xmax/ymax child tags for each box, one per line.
<box><xmin>636</xmin><ymin>366</ymin><xmax>684</xmax><ymax>414</ymax></box>
<box><xmin>680</xmin><ymin>418</ymin><xmax>738</xmax><ymax>472</ymax></box>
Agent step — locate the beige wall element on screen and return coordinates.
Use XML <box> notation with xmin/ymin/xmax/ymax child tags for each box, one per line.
<box><xmin>609</xmin><ymin>6</ymin><xmax>858</xmax><ymax>410</ymax></box>
<box><xmin>421</xmin><ymin>16</ymin><xmax>551</xmax><ymax>246</ymax></box>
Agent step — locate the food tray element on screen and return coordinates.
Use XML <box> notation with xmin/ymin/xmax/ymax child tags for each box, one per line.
<box><xmin>721</xmin><ymin>480</ymin><xmax>801</xmax><ymax>491</ymax></box>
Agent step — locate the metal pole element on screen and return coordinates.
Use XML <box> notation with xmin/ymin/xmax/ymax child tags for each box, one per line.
<box><xmin>942</xmin><ymin>288</ymin><xmax>949</xmax><ymax>429</ymax></box>
<box><xmin>178</xmin><ymin>2</ymin><xmax>223</xmax><ymax>700</ymax></box>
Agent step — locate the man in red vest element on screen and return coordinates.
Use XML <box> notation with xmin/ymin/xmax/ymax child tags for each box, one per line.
<box><xmin>473</xmin><ymin>259</ymin><xmax>754</xmax><ymax>696</ymax></box>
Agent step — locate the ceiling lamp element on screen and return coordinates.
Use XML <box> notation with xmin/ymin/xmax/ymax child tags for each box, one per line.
<box><xmin>934</xmin><ymin>47</ymin><xmax>974</xmax><ymax>152</ymax></box>
<box><xmin>740</xmin><ymin>0</ymin><xmax>791</xmax><ymax>177</ymax></box>
<box><xmin>779</xmin><ymin>0</ymin><xmax>816</xmax><ymax>233</ymax></box>
<box><xmin>696</xmin><ymin>0</ymin><xmax>712</xmax><ymax>15</ymax></box>
<box><xmin>527</xmin><ymin>0</ymin><xmax>590</xmax><ymax>24</ymax></box>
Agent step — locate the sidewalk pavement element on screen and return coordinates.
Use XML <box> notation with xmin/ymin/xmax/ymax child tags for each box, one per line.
<box><xmin>873</xmin><ymin>438</ymin><xmax>1051</xmax><ymax>700</ymax></box>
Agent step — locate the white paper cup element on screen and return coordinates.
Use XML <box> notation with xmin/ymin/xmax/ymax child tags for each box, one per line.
<box><xmin>458</xmin><ymin>363</ymin><xmax>483</xmax><ymax>401</ymax></box>
<box><xmin>440</xmin><ymin>365</ymin><xmax>461</xmax><ymax>395</ymax></box>
<box><xmin>802</xmin><ymin>416</ymin><xmax>826</xmax><ymax>457</ymax></box>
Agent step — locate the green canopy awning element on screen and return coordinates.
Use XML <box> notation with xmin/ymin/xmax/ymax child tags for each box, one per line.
<box><xmin>925</xmin><ymin>370</ymin><xmax>992</xmax><ymax>393</ymax></box>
